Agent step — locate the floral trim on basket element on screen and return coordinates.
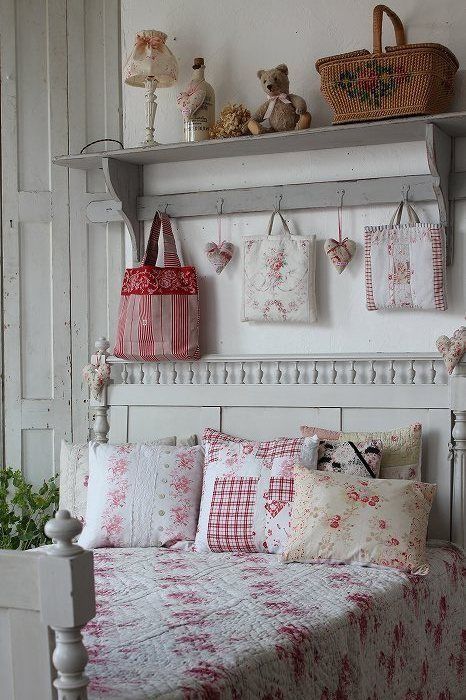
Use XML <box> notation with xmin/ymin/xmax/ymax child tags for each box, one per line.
<box><xmin>336</xmin><ymin>60</ymin><xmax>410</xmax><ymax>108</ymax></box>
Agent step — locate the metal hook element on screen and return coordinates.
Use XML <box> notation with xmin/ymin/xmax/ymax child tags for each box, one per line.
<box><xmin>163</xmin><ymin>203</ymin><xmax>169</xmax><ymax>214</ymax></box>
<box><xmin>216</xmin><ymin>198</ymin><xmax>224</xmax><ymax>216</ymax></box>
<box><xmin>336</xmin><ymin>188</ymin><xmax>345</xmax><ymax>207</ymax></box>
<box><xmin>276</xmin><ymin>193</ymin><xmax>283</xmax><ymax>211</ymax></box>
<box><xmin>401</xmin><ymin>184</ymin><xmax>410</xmax><ymax>202</ymax></box>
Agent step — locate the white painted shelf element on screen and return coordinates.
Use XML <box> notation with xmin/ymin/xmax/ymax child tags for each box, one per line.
<box><xmin>53</xmin><ymin>111</ymin><xmax>466</xmax><ymax>170</ymax></box>
<box><xmin>52</xmin><ymin>112</ymin><xmax>466</xmax><ymax>264</ymax></box>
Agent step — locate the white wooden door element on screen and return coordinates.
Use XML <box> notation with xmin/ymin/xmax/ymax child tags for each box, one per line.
<box><xmin>0</xmin><ymin>0</ymin><xmax>71</xmax><ymax>483</ymax></box>
<box><xmin>0</xmin><ymin>0</ymin><xmax>123</xmax><ymax>482</ymax></box>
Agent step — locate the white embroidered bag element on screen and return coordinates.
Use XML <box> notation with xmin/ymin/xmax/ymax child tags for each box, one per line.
<box><xmin>242</xmin><ymin>210</ymin><xmax>316</xmax><ymax>322</ymax></box>
<box><xmin>364</xmin><ymin>201</ymin><xmax>447</xmax><ymax>311</ymax></box>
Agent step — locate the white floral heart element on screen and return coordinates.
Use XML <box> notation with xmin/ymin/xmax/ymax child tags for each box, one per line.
<box><xmin>82</xmin><ymin>362</ymin><xmax>111</xmax><ymax>400</ymax></box>
<box><xmin>436</xmin><ymin>326</ymin><xmax>466</xmax><ymax>374</ymax></box>
<box><xmin>324</xmin><ymin>237</ymin><xmax>356</xmax><ymax>274</ymax></box>
<box><xmin>205</xmin><ymin>240</ymin><xmax>234</xmax><ymax>275</ymax></box>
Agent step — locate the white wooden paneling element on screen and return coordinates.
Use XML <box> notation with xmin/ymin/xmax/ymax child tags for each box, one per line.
<box><xmin>0</xmin><ymin>552</ymin><xmax>55</xmax><ymax>700</ymax></box>
<box><xmin>0</xmin><ymin>0</ymin><xmax>122</xmax><ymax>479</ymax></box>
<box><xmin>68</xmin><ymin>0</ymin><xmax>124</xmax><ymax>444</ymax></box>
<box><xmin>0</xmin><ymin>0</ymin><xmax>72</xmax><ymax>480</ymax></box>
<box><xmin>221</xmin><ymin>407</ymin><xmax>340</xmax><ymax>440</ymax></box>
<box><xmin>118</xmin><ymin>405</ymin><xmax>221</xmax><ymax>443</ymax></box>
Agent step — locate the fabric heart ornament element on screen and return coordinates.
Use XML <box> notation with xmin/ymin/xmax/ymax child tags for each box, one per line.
<box><xmin>82</xmin><ymin>361</ymin><xmax>111</xmax><ymax>400</ymax></box>
<box><xmin>324</xmin><ymin>237</ymin><xmax>356</xmax><ymax>274</ymax></box>
<box><xmin>176</xmin><ymin>81</ymin><xmax>207</xmax><ymax>119</ymax></box>
<box><xmin>436</xmin><ymin>326</ymin><xmax>466</xmax><ymax>374</ymax></box>
<box><xmin>205</xmin><ymin>240</ymin><xmax>234</xmax><ymax>275</ymax></box>
<box><xmin>264</xmin><ymin>500</ymin><xmax>287</xmax><ymax>518</ymax></box>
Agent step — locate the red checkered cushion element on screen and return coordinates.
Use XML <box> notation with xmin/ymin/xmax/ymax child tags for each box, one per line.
<box><xmin>207</xmin><ymin>476</ymin><xmax>258</xmax><ymax>553</ymax></box>
<box><xmin>195</xmin><ymin>429</ymin><xmax>319</xmax><ymax>554</ymax></box>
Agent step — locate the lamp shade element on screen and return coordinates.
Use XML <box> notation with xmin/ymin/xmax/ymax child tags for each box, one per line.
<box><xmin>123</xmin><ymin>30</ymin><xmax>178</xmax><ymax>88</ymax></box>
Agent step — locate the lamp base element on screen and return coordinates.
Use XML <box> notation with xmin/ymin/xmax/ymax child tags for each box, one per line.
<box><xmin>140</xmin><ymin>139</ymin><xmax>160</xmax><ymax>147</ymax></box>
<box><xmin>142</xmin><ymin>77</ymin><xmax>159</xmax><ymax>147</ymax></box>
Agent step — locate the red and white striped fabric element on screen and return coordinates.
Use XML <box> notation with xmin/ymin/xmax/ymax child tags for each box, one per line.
<box><xmin>113</xmin><ymin>212</ymin><xmax>200</xmax><ymax>361</ymax></box>
<box><xmin>195</xmin><ymin>428</ymin><xmax>319</xmax><ymax>554</ymax></box>
<box><xmin>364</xmin><ymin>202</ymin><xmax>447</xmax><ymax>311</ymax></box>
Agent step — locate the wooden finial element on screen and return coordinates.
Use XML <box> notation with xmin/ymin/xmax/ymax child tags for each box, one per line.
<box><xmin>95</xmin><ymin>337</ymin><xmax>110</xmax><ymax>355</ymax></box>
<box><xmin>44</xmin><ymin>510</ymin><xmax>83</xmax><ymax>557</ymax></box>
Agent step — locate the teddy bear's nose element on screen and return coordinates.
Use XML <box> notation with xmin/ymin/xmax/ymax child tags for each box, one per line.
<box><xmin>267</xmin><ymin>84</ymin><xmax>273</xmax><ymax>90</ymax></box>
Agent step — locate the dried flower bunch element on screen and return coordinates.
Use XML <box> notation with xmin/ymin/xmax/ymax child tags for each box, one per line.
<box><xmin>209</xmin><ymin>103</ymin><xmax>251</xmax><ymax>139</ymax></box>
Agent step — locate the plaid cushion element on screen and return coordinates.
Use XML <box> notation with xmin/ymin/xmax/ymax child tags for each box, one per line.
<box><xmin>207</xmin><ymin>476</ymin><xmax>258</xmax><ymax>553</ymax></box>
<box><xmin>203</xmin><ymin>428</ymin><xmax>304</xmax><ymax>466</ymax></box>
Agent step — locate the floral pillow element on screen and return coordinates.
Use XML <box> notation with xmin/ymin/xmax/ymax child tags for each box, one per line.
<box><xmin>59</xmin><ymin>435</ymin><xmax>197</xmax><ymax>524</ymax></box>
<box><xmin>317</xmin><ymin>439</ymin><xmax>383</xmax><ymax>478</ymax></box>
<box><xmin>78</xmin><ymin>441</ymin><xmax>204</xmax><ymax>549</ymax></box>
<box><xmin>194</xmin><ymin>428</ymin><xmax>319</xmax><ymax>554</ymax></box>
<box><xmin>301</xmin><ymin>423</ymin><xmax>422</xmax><ymax>480</ymax></box>
<box><xmin>283</xmin><ymin>468</ymin><xmax>436</xmax><ymax>575</ymax></box>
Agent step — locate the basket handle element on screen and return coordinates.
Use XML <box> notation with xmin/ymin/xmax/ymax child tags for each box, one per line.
<box><xmin>373</xmin><ymin>5</ymin><xmax>406</xmax><ymax>55</ymax></box>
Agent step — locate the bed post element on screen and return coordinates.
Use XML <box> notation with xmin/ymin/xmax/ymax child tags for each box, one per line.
<box><xmin>92</xmin><ymin>337</ymin><xmax>110</xmax><ymax>443</ymax></box>
<box><xmin>39</xmin><ymin>510</ymin><xmax>96</xmax><ymax>700</ymax></box>
<box><xmin>450</xmin><ymin>358</ymin><xmax>466</xmax><ymax>548</ymax></box>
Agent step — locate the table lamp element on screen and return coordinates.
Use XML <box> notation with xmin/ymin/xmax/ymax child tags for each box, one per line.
<box><xmin>123</xmin><ymin>30</ymin><xmax>178</xmax><ymax>146</ymax></box>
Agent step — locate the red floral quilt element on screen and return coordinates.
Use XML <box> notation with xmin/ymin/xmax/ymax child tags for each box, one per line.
<box><xmin>85</xmin><ymin>542</ymin><xmax>465</xmax><ymax>699</ymax></box>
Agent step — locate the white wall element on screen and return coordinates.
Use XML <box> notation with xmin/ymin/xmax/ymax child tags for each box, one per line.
<box><xmin>121</xmin><ymin>0</ymin><xmax>466</xmax><ymax>355</ymax></box>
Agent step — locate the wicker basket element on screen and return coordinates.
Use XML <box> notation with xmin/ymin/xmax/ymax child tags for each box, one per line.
<box><xmin>316</xmin><ymin>4</ymin><xmax>458</xmax><ymax>124</ymax></box>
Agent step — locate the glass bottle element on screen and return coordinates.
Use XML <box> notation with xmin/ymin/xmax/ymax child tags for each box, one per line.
<box><xmin>183</xmin><ymin>58</ymin><xmax>215</xmax><ymax>142</ymax></box>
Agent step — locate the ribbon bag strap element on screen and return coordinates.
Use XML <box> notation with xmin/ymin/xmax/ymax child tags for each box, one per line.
<box><xmin>160</xmin><ymin>213</ymin><xmax>182</xmax><ymax>267</ymax></box>
<box><xmin>143</xmin><ymin>211</ymin><xmax>182</xmax><ymax>267</ymax></box>
<box><xmin>267</xmin><ymin>209</ymin><xmax>292</xmax><ymax>237</ymax></box>
<box><xmin>389</xmin><ymin>201</ymin><xmax>420</xmax><ymax>227</ymax></box>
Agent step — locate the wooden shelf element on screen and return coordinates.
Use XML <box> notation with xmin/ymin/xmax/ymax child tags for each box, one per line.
<box><xmin>53</xmin><ymin>111</ymin><xmax>466</xmax><ymax>170</ymax></box>
<box><xmin>53</xmin><ymin>112</ymin><xmax>466</xmax><ymax>265</ymax></box>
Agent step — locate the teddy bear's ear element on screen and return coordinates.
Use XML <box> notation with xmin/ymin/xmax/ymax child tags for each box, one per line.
<box><xmin>275</xmin><ymin>64</ymin><xmax>288</xmax><ymax>75</ymax></box>
<box><xmin>257</xmin><ymin>69</ymin><xmax>265</xmax><ymax>79</ymax></box>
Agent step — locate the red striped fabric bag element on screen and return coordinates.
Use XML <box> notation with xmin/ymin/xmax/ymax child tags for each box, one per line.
<box><xmin>364</xmin><ymin>201</ymin><xmax>447</xmax><ymax>311</ymax></box>
<box><xmin>113</xmin><ymin>211</ymin><xmax>200</xmax><ymax>361</ymax></box>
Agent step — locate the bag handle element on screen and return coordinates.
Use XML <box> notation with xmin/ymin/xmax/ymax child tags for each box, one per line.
<box><xmin>389</xmin><ymin>201</ymin><xmax>420</xmax><ymax>227</ymax></box>
<box><xmin>143</xmin><ymin>211</ymin><xmax>182</xmax><ymax>267</ymax></box>
<box><xmin>373</xmin><ymin>5</ymin><xmax>406</xmax><ymax>55</ymax></box>
<box><xmin>267</xmin><ymin>209</ymin><xmax>292</xmax><ymax>237</ymax></box>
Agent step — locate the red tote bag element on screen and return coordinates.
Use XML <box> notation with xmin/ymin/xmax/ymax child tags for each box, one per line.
<box><xmin>113</xmin><ymin>212</ymin><xmax>200</xmax><ymax>361</ymax></box>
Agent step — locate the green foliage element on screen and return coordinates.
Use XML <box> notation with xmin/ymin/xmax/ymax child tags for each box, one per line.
<box><xmin>0</xmin><ymin>468</ymin><xmax>59</xmax><ymax>550</ymax></box>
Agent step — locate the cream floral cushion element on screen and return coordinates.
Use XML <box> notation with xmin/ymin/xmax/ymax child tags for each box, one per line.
<box><xmin>283</xmin><ymin>468</ymin><xmax>436</xmax><ymax>575</ymax></box>
<box><xmin>300</xmin><ymin>423</ymin><xmax>422</xmax><ymax>480</ymax></box>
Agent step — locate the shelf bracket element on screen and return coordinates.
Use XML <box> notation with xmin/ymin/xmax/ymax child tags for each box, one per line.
<box><xmin>425</xmin><ymin>124</ymin><xmax>453</xmax><ymax>265</ymax></box>
<box><xmin>99</xmin><ymin>157</ymin><xmax>143</xmax><ymax>263</ymax></box>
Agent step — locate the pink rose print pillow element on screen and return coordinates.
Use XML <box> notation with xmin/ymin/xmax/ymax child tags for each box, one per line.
<box><xmin>283</xmin><ymin>468</ymin><xmax>436</xmax><ymax>575</ymax></box>
<box><xmin>194</xmin><ymin>428</ymin><xmax>319</xmax><ymax>555</ymax></box>
<box><xmin>79</xmin><ymin>441</ymin><xmax>204</xmax><ymax>549</ymax></box>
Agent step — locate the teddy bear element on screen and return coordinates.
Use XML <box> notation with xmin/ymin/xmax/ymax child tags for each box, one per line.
<box><xmin>247</xmin><ymin>64</ymin><xmax>311</xmax><ymax>135</ymax></box>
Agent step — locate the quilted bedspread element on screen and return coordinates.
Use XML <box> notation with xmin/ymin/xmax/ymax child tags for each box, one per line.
<box><xmin>86</xmin><ymin>542</ymin><xmax>466</xmax><ymax>700</ymax></box>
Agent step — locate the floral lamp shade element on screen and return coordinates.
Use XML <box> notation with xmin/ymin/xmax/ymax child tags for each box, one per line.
<box><xmin>123</xmin><ymin>30</ymin><xmax>178</xmax><ymax>88</ymax></box>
